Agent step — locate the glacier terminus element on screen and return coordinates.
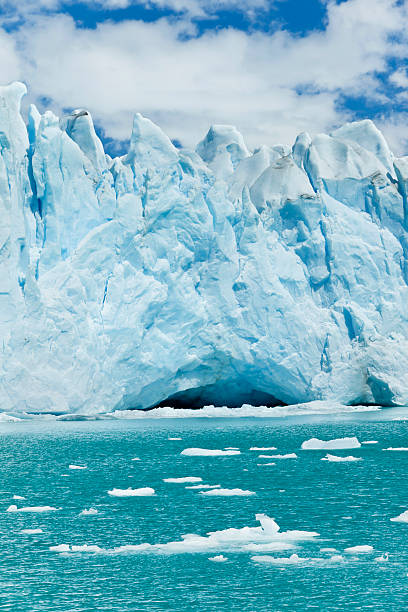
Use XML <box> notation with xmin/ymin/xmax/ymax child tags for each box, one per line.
<box><xmin>1</xmin><ymin>81</ymin><xmax>408</xmax><ymax>415</ymax></box>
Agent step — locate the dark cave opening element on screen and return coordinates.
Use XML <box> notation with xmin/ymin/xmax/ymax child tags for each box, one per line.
<box><xmin>148</xmin><ymin>383</ymin><xmax>286</xmax><ymax>410</ymax></box>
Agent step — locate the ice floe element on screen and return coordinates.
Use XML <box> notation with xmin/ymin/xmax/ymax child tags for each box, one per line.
<box><xmin>185</xmin><ymin>484</ymin><xmax>221</xmax><ymax>490</ymax></box>
<box><xmin>374</xmin><ymin>553</ymin><xmax>389</xmax><ymax>562</ymax></box>
<box><xmin>168</xmin><ymin>438</ymin><xmax>182</xmax><ymax>440</ymax></box>
<box><xmin>49</xmin><ymin>513</ymin><xmax>319</xmax><ymax>556</ymax></box>
<box><xmin>259</xmin><ymin>453</ymin><xmax>297</xmax><ymax>459</ymax></box>
<box><xmin>321</xmin><ymin>454</ymin><xmax>362</xmax><ymax>462</ymax></box>
<box><xmin>344</xmin><ymin>545</ymin><xmax>373</xmax><ymax>553</ymax></box>
<box><xmin>163</xmin><ymin>477</ymin><xmax>203</xmax><ymax>483</ymax></box>
<box><xmin>257</xmin><ymin>463</ymin><xmax>276</xmax><ymax>466</ymax></box>
<box><xmin>112</xmin><ymin>403</ymin><xmax>379</xmax><ymax>419</ymax></box>
<box><xmin>79</xmin><ymin>508</ymin><xmax>98</xmax><ymax>516</ymax></box>
<box><xmin>69</xmin><ymin>465</ymin><xmax>87</xmax><ymax>470</ymax></box>
<box><xmin>181</xmin><ymin>448</ymin><xmax>241</xmax><ymax>456</ymax></box>
<box><xmin>131</xmin><ymin>457</ymin><xmax>141</xmax><ymax>461</ymax></box>
<box><xmin>200</xmin><ymin>488</ymin><xmax>255</xmax><ymax>496</ymax></box>
<box><xmin>251</xmin><ymin>553</ymin><xmax>344</xmax><ymax>565</ymax></box>
<box><xmin>12</xmin><ymin>495</ymin><xmax>25</xmax><ymax>500</ymax></box>
<box><xmin>383</xmin><ymin>447</ymin><xmax>408</xmax><ymax>451</ymax></box>
<box><xmin>7</xmin><ymin>505</ymin><xmax>59</xmax><ymax>513</ymax></box>
<box><xmin>362</xmin><ymin>441</ymin><xmax>378</xmax><ymax>444</ymax></box>
<box><xmin>20</xmin><ymin>528</ymin><xmax>43</xmax><ymax>534</ymax></box>
<box><xmin>208</xmin><ymin>555</ymin><xmax>228</xmax><ymax>562</ymax></box>
<box><xmin>301</xmin><ymin>437</ymin><xmax>361</xmax><ymax>450</ymax></box>
<box><xmin>250</xmin><ymin>447</ymin><xmax>277</xmax><ymax>451</ymax></box>
<box><xmin>108</xmin><ymin>487</ymin><xmax>155</xmax><ymax>497</ymax></box>
<box><xmin>390</xmin><ymin>510</ymin><xmax>408</xmax><ymax>523</ymax></box>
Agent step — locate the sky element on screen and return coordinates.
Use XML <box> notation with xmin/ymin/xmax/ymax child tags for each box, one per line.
<box><xmin>0</xmin><ymin>0</ymin><xmax>407</xmax><ymax>155</ymax></box>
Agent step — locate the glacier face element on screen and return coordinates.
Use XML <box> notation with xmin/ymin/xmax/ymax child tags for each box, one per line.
<box><xmin>1</xmin><ymin>81</ymin><xmax>408</xmax><ymax>414</ymax></box>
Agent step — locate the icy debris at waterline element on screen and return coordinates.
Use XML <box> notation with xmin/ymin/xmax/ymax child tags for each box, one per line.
<box><xmin>69</xmin><ymin>465</ymin><xmax>87</xmax><ymax>470</ymax></box>
<box><xmin>0</xmin><ymin>81</ymin><xmax>407</xmax><ymax>415</ymax></box>
<box><xmin>250</xmin><ymin>447</ymin><xmax>277</xmax><ymax>451</ymax></box>
<box><xmin>107</xmin><ymin>488</ymin><xmax>155</xmax><ymax>497</ymax></box>
<box><xmin>259</xmin><ymin>453</ymin><xmax>297</xmax><ymax>459</ymax></box>
<box><xmin>181</xmin><ymin>448</ymin><xmax>241</xmax><ymax>457</ymax></box>
<box><xmin>163</xmin><ymin>477</ymin><xmax>202</xmax><ymax>483</ymax></box>
<box><xmin>344</xmin><ymin>545</ymin><xmax>373</xmax><ymax>553</ymax></box>
<box><xmin>301</xmin><ymin>437</ymin><xmax>361</xmax><ymax>450</ymax></box>
<box><xmin>12</xmin><ymin>495</ymin><xmax>25</xmax><ymax>500</ymax></box>
<box><xmin>49</xmin><ymin>513</ymin><xmax>319</xmax><ymax>556</ymax></box>
<box><xmin>383</xmin><ymin>447</ymin><xmax>408</xmax><ymax>451</ymax></box>
<box><xmin>200</xmin><ymin>488</ymin><xmax>256</xmax><ymax>496</ymax></box>
<box><xmin>7</xmin><ymin>505</ymin><xmax>59</xmax><ymax>513</ymax></box>
<box><xmin>209</xmin><ymin>555</ymin><xmax>228</xmax><ymax>562</ymax></box>
<box><xmin>321</xmin><ymin>454</ymin><xmax>362</xmax><ymax>462</ymax></box>
<box><xmin>185</xmin><ymin>484</ymin><xmax>221</xmax><ymax>489</ymax></box>
<box><xmin>251</xmin><ymin>553</ymin><xmax>345</xmax><ymax>565</ymax></box>
<box><xmin>390</xmin><ymin>510</ymin><xmax>408</xmax><ymax>523</ymax></box>
<box><xmin>362</xmin><ymin>441</ymin><xmax>378</xmax><ymax>444</ymax></box>
<box><xmin>79</xmin><ymin>508</ymin><xmax>98</xmax><ymax>516</ymax></box>
<box><xmin>20</xmin><ymin>528</ymin><xmax>43</xmax><ymax>534</ymax></box>
<box><xmin>112</xmin><ymin>403</ymin><xmax>379</xmax><ymax>420</ymax></box>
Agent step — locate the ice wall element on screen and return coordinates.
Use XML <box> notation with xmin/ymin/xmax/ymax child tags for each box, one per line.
<box><xmin>1</xmin><ymin>82</ymin><xmax>408</xmax><ymax>414</ymax></box>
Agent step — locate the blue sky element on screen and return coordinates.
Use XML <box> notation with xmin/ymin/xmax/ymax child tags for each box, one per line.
<box><xmin>0</xmin><ymin>0</ymin><xmax>407</xmax><ymax>154</ymax></box>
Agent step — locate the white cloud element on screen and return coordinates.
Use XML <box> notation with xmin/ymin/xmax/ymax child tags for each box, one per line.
<box><xmin>0</xmin><ymin>0</ymin><xmax>407</xmax><ymax>153</ymax></box>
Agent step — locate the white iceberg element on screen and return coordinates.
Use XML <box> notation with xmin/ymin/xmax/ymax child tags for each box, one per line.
<box><xmin>301</xmin><ymin>437</ymin><xmax>361</xmax><ymax>450</ymax></box>
<box><xmin>107</xmin><ymin>487</ymin><xmax>155</xmax><ymax>497</ymax></box>
<box><xmin>259</xmin><ymin>453</ymin><xmax>297</xmax><ymax>459</ymax></box>
<box><xmin>185</xmin><ymin>484</ymin><xmax>221</xmax><ymax>489</ymax></box>
<box><xmin>250</xmin><ymin>447</ymin><xmax>277</xmax><ymax>451</ymax></box>
<box><xmin>208</xmin><ymin>555</ymin><xmax>228</xmax><ymax>562</ymax></box>
<box><xmin>7</xmin><ymin>505</ymin><xmax>59</xmax><ymax>513</ymax></box>
<box><xmin>69</xmin><ymin>465</ymin><xmax>87</xmax><ymax>470</ymax></box>
<box><xmin>390</xmin><ymin>510</ymin><xmax>408</xmax><ymax>523</ymax></box>
<box><xmin>20</xmin><ymin>528</ymin><xmax>43</xmax><ymax>534</ymax></box>
<box><xmin>321</xmin><ymin>454</ymin><xmax>362</xmax><ymax>462</ymax></box>
<box><xmin>163</xmin><ymin>477</ymin><xmax>203</xmax><ymax>483</ymax></box>
<box><xmin>200</xmin><ymin>488</ymin><xmax>256</xmax><ymax>496</ymax></box>
<box><xmin>79</xmin><ymin>508</ymin><xmax>98</xmax><ymax>516</ymax></box>
<box><xmin>181</xmin><ymin>448</ymin><xmax>241</xmax><ymax>457</ymax></box>
<box><xmin>344</xmin><ymin>545</ymin><xmax>373</xmax><ymax>553</ymax></box>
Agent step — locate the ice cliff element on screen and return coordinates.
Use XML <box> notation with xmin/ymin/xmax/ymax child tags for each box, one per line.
<box><xmin>1</xmin><ymin>81</ymin><xmax>408</xmax><ymax>414</ymax></box>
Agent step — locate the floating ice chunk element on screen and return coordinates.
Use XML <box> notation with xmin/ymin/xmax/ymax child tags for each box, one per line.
<box><xmin>79</xmin><ymin>508</ymin><xmax>98</xmax><ymax>516</ymax></box>
<box><xmin>251</xmin><ymin>553</ymin><xmax>308</xmax><ymax>565</ymax></box>
<box><xmin>362</xmin><ymin>441</ymin><xmax>378</xmax><ymax>444</ymax></box>
<box><xmin>49</xmin><ymin>513</ymin><xmax>319</xmax><ymax>556</ymax></box>
<box><xmin>320</xmin><ymin>547</ymin><xmax>338</xmax><ymax>553</ymax></box>
<box><xmin>251</xmin><ymin>553</ymin><xmax>344</xmax><ymax>565</ymax></box>
<box><xmin>390</xmin><ymin>510</ymin><xmax>408</xmax><ymax>523</ymax></box>
<box><xmin>200</xmin><ymin>488</ymin><xmax>255</xmax><ymax>496</ymax></box>
<box><xmin>250</xmin><ymin>447</ymin><xmax>277</xmax><ymax>451</ymax></box>
<box><xmin>7</xmin><ymin>505</ymin><xmax>59</xmax><ymax>513</ymax></box>
<box><xmin>20</xmin><ymin>528</ymin><xmax>43</xmax><ymax>534</ymax></box>
<box><xmin>0</xmin><ymin>413</ymin><xmax>22</xmax><ymax>422</ymax></box>
<box><xmin>321</xmin><ymin>454</ymin><xmax>362</xmax><ymax>462</ymax></box>
<box><xmin>181</xmin><ymin>448</ymin><xmax>241</xmax><ymax>456</ymax></box>
<box><xmin>301</xmin><ymin>437</ymin><xmax>361</xmax><ymax>450</ymax></box>
<box><xmin>168</xmin><ymin>438</ymin><xmax>182</xmax><ymax>441</ymax></box>
<box><xmin>71</xmin><ymin>544</ymin><xmax>103</xmax><ymax>553</ymax></box>
<box><xmin>131</xmin><ymin>457</ymin><xmax>141</xmax><ymax>461</ymax></box>
<box><xmin>69</xmin><ymin>465</ymin><xmax>87</xmax><ymax>470</ymax></box>
<box><xmin>257</xmin><ymin>463</ymin><xmax>276</xmax><ymax>466</ymax></box>
<box><xmin>108</xmin><ymin>487</ymin><xmax>155</xmax><ymax>497</ymax></box>
<box><xmin>374</xmin><ymin>553</ymin><xmax>389</xmax><ymax>562</ymax></box>
<box><xmin>259</xmin><ymin>453</ymin><xmax>297</xmax><ymax>459</ymax></box>
<box><xmin>383</xmin><ymin>448</ymin><xmax>408</xmax><ymax>451</ymax></box>
<box><xmin>50</xmin><ymin>544</ymin><xmax>70</xmax><ymax>552</ymax></box>
<box><xmin>224</xmin><ymin>447</ymin><xmax>239</xmax><ymax>450</ymax></box>
<box><xmin>243</xmin><ymin>542</ymin><xmax>295</xmax><ymax>552</ymax></box>
<box><xmin>208</xmin><ymin>555</ymin><xmax>228</xmax><ymax>562</ymax></box>
<box><xmin>13</xmin><ymin>495</ymin><xmax>25</xmax><ymax>500</ymax></box>
<box><xmin>344</xmin><ymin>545</ymin><xmax>373</xmax><ymax>553</ymax></box>
<box><xmin>163</xmin><ymin>477</ymin><xmax>203</xmax><ymax>483</ymax></box>
<box><xmin>185</xmin><ymin>484</ymin><xmax>221</xmax><ymax>489</ymax></box>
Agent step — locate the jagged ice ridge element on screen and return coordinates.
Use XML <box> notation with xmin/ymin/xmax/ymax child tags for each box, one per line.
<box><xmin>1</xmin><ymin>81</ymin><xmax>408</xmax><ymax>414</ymax></box>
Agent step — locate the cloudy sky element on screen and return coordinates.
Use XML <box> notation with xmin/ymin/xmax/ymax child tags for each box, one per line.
<box><xmin>0</xmin><ymin>0</ymin><xmax>407</xmax><ymax>154</ymax></box>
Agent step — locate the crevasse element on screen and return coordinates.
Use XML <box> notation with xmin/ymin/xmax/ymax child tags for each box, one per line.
<box><xmin>1</xmin><ymin>81</ymin><xmax>408</xmax><ymax>414</ymax></box>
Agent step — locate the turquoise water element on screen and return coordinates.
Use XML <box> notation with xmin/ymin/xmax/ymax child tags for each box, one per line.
<box><xmin>1</xmin><ymin>409</ymin><xmax>408</xmax><ymax>611</ymax></box>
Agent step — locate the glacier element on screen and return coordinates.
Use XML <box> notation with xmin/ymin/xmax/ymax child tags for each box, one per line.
<box><xmin>1</xmin><ymin>81</ymin><xmax>408</xmax><ymax>414</ymax></box>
